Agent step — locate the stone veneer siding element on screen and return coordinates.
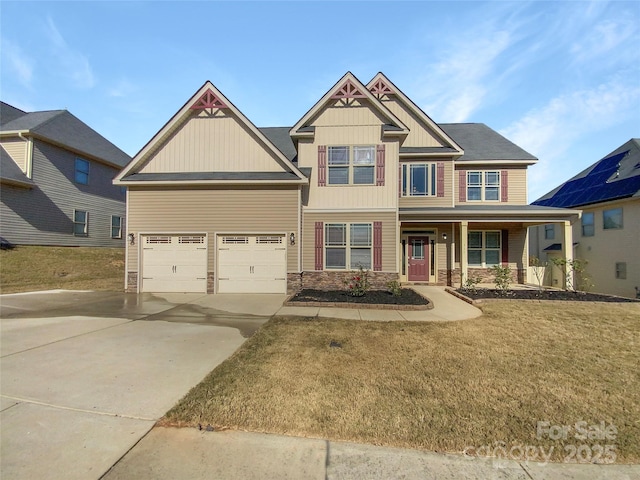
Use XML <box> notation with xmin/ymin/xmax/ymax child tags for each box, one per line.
<box><xmin>126</xmin><ymin>272</ymin><xmax>138</xmax><ymax>293</ymax></box>
<box><xmin>298</xmin><ymin>271</ymin><xmax>398</xmax><ymax>291</ymax></box>
<box><xmin>467</xmin><ymin>268</ymin><xmax>524</xmax><ymax>284</ymax></box>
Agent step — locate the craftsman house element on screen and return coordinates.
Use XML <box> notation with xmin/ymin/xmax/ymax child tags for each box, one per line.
<box><xmin>1</xmin><ymin>102</ymin><xmax>131</xmax><ymax>247</ymax></box>
<box><xmin>530</xmin><ymin>139</ymin><xmax>640</xmax><ymax>298</ymax></box>
<box><xmin>115</xmin><ymin>72</ymin><xmax>577</xmax><ymax>293</ymax></box>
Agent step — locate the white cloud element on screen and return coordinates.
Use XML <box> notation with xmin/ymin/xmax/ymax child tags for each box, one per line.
<box><xmin>570</xmin><ymin>17</ymin><xmax>638</xmax><ymax>64</ymax></box>
<box><xmin>107</xmin><ymin>78</ymin><xmax>135</xmax><ymax>98</ymax></box>
<box><xmin>500</xmin><ymin>77</ymin><xmax>640</xmax><ymax>200</ymax></box>
<box><xmin>1</xmin><ymin>38</ymin><xmax>34</xmax><ymax>86</ymax></box>
<box><xmin>45</xmin><ymin>16</ymin><xmax>95</xmax><ymax>89</ymax></box>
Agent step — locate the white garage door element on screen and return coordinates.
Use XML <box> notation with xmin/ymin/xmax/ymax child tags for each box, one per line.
<box><xmin>141</xmin><ymin>235</ymin><xmax>207</xmax><ymax>293</ymax></box>
<box><xmin>217</xmin><ymin>235</ymin><xmax>287</xmax><ymax>293</ymax></box>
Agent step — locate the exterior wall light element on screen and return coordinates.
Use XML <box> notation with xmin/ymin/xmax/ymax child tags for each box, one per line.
<box><xmin>128</xmin><ymin>233</ymin><xmax>135</xmax><ymax>245</ymax></box>
<box><xmin>290</xmin><ymin>232</ymin><xmax>295</xmax><ymax>245</ymax></box>
<box><xmin>442</xmin><ymin>233</ymin><xmax>447</xmax><ymax>241</ymax></box>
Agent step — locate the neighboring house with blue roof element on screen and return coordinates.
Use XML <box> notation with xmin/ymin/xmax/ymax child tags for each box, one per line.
<box><xmin>1</xmin><ymin>101</ymin><xmax>131</xmax><ymax>247</ymax></box>
<box><xmin>115</xmin><ymin>73</ymin><xmax>578</xmax><ymax>294</ymax></box>
<box><xmin>530</xmin><ymin>139</ymin><xmax>640</xmax><ymax>298</ymax></box>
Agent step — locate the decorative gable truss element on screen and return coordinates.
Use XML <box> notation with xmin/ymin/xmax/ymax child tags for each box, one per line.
<box><xmin>190</xmin><ymin>88</ymin><xmax>228</xmax><ymax>111</ymax></box>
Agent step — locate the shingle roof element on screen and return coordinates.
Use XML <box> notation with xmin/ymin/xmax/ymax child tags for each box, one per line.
<box><xmin>0</xmin><ymin>147</ymin><xmax>34</xmax><ymax>187</ymax></box>
<box><xmin>533</xmin><ymin>139</ymin><xmax>640</xmax><ymax>208</ymax></box>
<box><xmin>0</xmin><ymin>102</ymin><xmax>27</xmax><ymax>126</ymax></box>
<box><xmin>440</xmin><ymin>123</ymin><xmax>537</xmax><ymax>162</ymax></box>
<box><xmin>259</xmin><ymin>127</ymin><xmax>297</xmax><ymax>162</ymax></box>
<box><xmin>0</xmin><ymin>102</ymin><xmax>131</xmax><ymax>168</ymax></box>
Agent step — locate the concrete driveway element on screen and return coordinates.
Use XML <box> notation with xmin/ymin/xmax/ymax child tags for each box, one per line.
<box><xmin>0</xmin><ymin>290</ymin><xmax>284</xmax><ymax>480</ymax></box>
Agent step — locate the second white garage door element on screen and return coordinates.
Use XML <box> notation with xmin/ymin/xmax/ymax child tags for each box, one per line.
<box><xmin>217</xmin><ymin>235</ymin><xmax>287</xmax><ymax>293</ymax></box>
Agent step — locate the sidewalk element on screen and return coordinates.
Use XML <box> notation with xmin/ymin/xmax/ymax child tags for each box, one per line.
<box><xmin>276</xmin><ymin>285</ymin><xmax>483</xmax><ymax>321</ymax></box>
<box><xmin>103</xmin><ymin>428</ymin><xmax>639</xmax><ymax>480</ymax></box>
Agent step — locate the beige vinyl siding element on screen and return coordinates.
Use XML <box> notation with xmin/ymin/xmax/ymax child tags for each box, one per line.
<box><xmin>1</xmin><ymin>138</ymin><xmax>28</xmax><ymax>172</ymax></box>
<box><xmin>126</xmin><ymin>186</ymin><xmax>299</xmax><ymax>273</ymax></box>
<box><xmin>455</xmin><ymin>166</ymin><xmax>528</xmax><ymax>205</ymax></box>
<box><xmin>139</xmin><ymin>110</ymin><xmax>287</xmax><ymax>174</ymax></box>
<box><xmin>573</xmin><ymin>199</ymin><xmax>640</xmax><ymax>298</ymax></box>
<box><xmin>302</xmin><ymin>211</ymin><xmax>396</xmax><ymax>272</ymax></box>
<box><xmin>298</xmin><ymin>130</ymin><xmax>399</xmax><ymax>209</ymax></box>
<box><xmin>399</xmin><ymin>160</ymin><xmax>454</xmax><ymax>208</ymax></box>
<box><xmin>0</xmin><ymin>140</ymin><xmax>125</xmax><ymax>246</ymax></box>
<box><xmin>309</xmin><ymin>100</ymin><xmax>390</xmax><ymax>127</ymax></box>
<box><xmin>381</xmin><ymin>98</ymin><xmax>446</xmax><ymax>148</ymax></box>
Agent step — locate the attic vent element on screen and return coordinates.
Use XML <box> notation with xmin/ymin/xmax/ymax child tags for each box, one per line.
<box><xmin>190</xmin><ymin>88</ymin><xmax>228</xmax><ymax>110</ymax></box>
<box><xmin>369</xmin><ymin>79</ymin><xmax>395</xmax><ymax>97</ymax></box>
<box><xmin>330</xmin><ymin>79</ymin><xmax>367</xmax><ymax>100</ymax></box>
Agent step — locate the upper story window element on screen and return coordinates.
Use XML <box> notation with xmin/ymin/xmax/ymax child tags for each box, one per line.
<box><xmin>402</xmin><ymin>163</ymin><xmax>437</xmax><ymax>196</ymax></box>
<box><xmin>581</xmin><ymin>212</ymin><xmax>594</xmax><ymax>237</ymax></box>
<box><xmin>603</xmin><ymin>207</ymin><xmax>623</xmax><ymax>230</ymax></box>
<box><xmin>544</xmin><ymin>224</ymin><xmax>555</xmax><ymax>240</ymax></box>
<box><xmin>328</xmin><ymin>146</ymin><xmax>375</xmax><ymax>185</ymax></box>
<box><xmin>75</xmin><ymin>158</ymin><xmax>90</xmax><ymax>185</ymax></box>
<box><xmin>325</xmin><ymin>223</ymin><xmax>372</xmax><ymax>270</ymax></box>
<box><xmin>467</xmin><ymin>171</ymin><xmax>500</xmax><ymax>201</ymax></box>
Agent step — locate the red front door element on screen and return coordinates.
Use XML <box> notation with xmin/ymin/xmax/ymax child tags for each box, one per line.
<box><xmin>408</xmin><ymin>236</ymin><xmax>429</xmax><ymax>281</ymax></box>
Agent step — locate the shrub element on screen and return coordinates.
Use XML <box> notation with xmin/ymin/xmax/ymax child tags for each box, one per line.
<box><xmin>387</xmin><ymin>280</ymin><xmax>402</xmax><ymax>297</ymax></box>
<box><xmin>461</xmin><ymin>274</ymin><xmax>482</xmax><ymax>293</ymax></box>
<box><xmin>490</xmin><ymin>264</ymin><xmax>512</xmax><ymax>293</ymax></box>
<box><xmin>344</xmin><ymin>266</ymin><xmax>370</xmax><ymax>297</ymax></box>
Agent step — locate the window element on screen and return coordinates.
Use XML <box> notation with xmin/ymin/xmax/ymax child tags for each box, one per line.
<box><xmin>111</xmin><ymin>216</ymin><xmax>122</xmax><ymax>239</ymax></box>
<box><xmin>325</xmin><ymin>223</ymin><xmax>372</xmax><ymax>269</ymax></box>
<box><xmin>544</xmin><ymin>224</ymin><xmax>555</xmax><ymax>240</ymax></box>
<box><xmin>73</xmin><ymin>210</ymin><xmax>88</xmax><ymax>236</ymax></box>
<box><xmin>603</xmin><ymin>208</ymin><xmax>623</xmax><ymax>229</ymax></box>
<box><xmin>581</xmin><ymin>212</ymin><xmax>594</xmax><ymax>237</ymax></box>
<box><xmin>75</xmin><ymin>158</ymin><xmax>90</xmax><ymax>185</ymax></box>
<box><xmin>328</xmin><ymin>146</ymin><xmax>375</xmax><ymax>185</ymax></box>
<box><xmin>615</xmin><ymin>262</ymin><xmax>627</xmax><ymax>280</ymax></box>
<box><xmin>402</xmin><ymin>163</ymin><xmax>437</xmax><ymax>196</ymax></box>
<box><xmin>468</xmin><ymin>231</ymin><xmax>501</xmax><ymax>267</ymax></box>
<box><xmin>467</xmin><ymin>171</ymin><xmax>500</xmax><ymax>201</ymax></box>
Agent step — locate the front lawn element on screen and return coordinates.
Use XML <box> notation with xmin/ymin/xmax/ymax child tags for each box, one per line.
<box><xmin>0</xmin><ymin>246</ymin><xmax>124</xmax><ymax>293</ymax></box>
<box><xmin>164</xmin><ymin>300</ymin><xmax>640</xmax><ymax>463</ymax></box>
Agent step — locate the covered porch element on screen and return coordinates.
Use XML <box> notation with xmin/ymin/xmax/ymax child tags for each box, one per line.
<box><xmin>398</xmin><ymin>205</ymin><xmax>580</xmax><ymax>288</ymax></box>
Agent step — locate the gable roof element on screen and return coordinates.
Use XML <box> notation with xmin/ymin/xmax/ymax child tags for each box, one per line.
<box><xmin>289</xmin><ymin>72</ymin><xmax>409</xmax><ymax>137</ymax></box>
<box><xmin>366</xmin><ymin>73</ymin><xmax>463</xmax><ymax>156</ymax></box>
<box><xmin>259</xmin><ymin>127</ymin><xmax>297</xmax><ymax>162</ymax></box>
<box><xmin>0</xmin><ymin>102</ymin><xmax>27</xmax><ymax>126</ymax></box>
<box><xmin>0</xmin><ymin>102</ymin><xmax>131</xmax><ymax>168</ymax></box>
<box><xmin>440</xmin><ymin>123</ymin><xmax>537</xmax><ymax>163</ymax></box>
<box><xmin>533</xmin><ymin>138</ymin><xmax>640</xmax><ymax>208</ymax></box>
<box><xmin>0</xmin><ymin>147</ymin><xmax>34</xmax><ymax>188</ymax></box>
<box><xmin>116</xmin><ymin>81</ymin><xmax>306</xmax><ymax>185</ymax></box>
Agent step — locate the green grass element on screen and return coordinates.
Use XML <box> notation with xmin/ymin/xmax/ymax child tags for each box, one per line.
<box><xmin>0</xmin><ymin>245</ymin><xmax>124</xmax><ymax>293</ymax></box>
<box><xmin>164</xmin><ymin>300</ymin><xmax>640</xmax><ymax>463</ymax></box>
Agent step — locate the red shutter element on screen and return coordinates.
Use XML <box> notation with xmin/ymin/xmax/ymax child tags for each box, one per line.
<box><xmin>458</xmin><ymin>170</ymin><xmax>466</xmax><ymax>202</ymax></box>
<box><xmin>376</xmin><ymin>145</ymin><xmax>385</xmax><ymax>186</ymax></box>
<box><xmin>501</xmin><ymin>170</ymin><xmax>508</xmax><ymax>202</ymax></box>
<box><xmin>315</xmin><ymin>222</ymin><xmax>324</xmax><ymax>270</ymax></box>
<box><xmin>437</xmin><ymin>162</ymin><xmax>445</xmax><ymax>197</ymax></box>
<box><xmin>501</xmin><ymin>229</ymin><xmax>509</xmax><ymax>265</ymax></box>
<box><xmin>373</xmin><ymin>221</ymin><xmax>382</xmax><ymax>271</ymax></box>
<box><xmin>318</xmin><ymin>146</ymin><xmax>327</xmax><ymax>187</ymax></box>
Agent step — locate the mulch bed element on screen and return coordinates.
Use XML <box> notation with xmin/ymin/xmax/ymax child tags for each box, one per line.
<box><xmin>288</xmin><ymin>288</ymin><xmax>430</xmax><ymax>306</ymax></box>
<box><xmin>456</xmin><ymin>288</ymin><xmax>639</xmax><ymax>303</ymax></box>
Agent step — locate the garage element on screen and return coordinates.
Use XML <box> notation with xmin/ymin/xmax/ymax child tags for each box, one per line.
<box><xmin>141</xmin><ymin>235</ymin><xmax>207</xmax><ymax>293</ymax></box>
<box><xmin>217</xmin><ymin>234</ymin><xmax>287</xmax><ymax>293</ymax></box>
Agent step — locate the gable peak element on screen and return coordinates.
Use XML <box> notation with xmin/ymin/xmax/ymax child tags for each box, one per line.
<box><xmin>190</xmin><ymin>88</ymin><xmax>228</xmax><ymax>110</ymax></box>
<box><xmin>330</xmin><ymin>79</ymin><xmax>367</xmax><ymax>99</ymax></box>
<box><xmin>369</xmin><ymin>78</ymin><xmax>395</xmax><ymax>97</ymax></box>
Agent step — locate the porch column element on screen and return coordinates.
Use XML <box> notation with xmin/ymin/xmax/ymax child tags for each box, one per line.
<box><xmin>562</xmin><ymin>220</ymin><xmax>574</xmax><ymax>290</ymax></box>
<box><xmin>460</xmin><ymin>221</ymin><xmax>468</xmax><ymax>287</ymax></box>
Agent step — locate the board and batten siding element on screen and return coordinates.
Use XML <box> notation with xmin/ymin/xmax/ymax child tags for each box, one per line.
<box><xmin>138</xmin><ymin>110</ymin><xmax>287</xmax><ymax>174</ymax></box>
<box><xmin>1</xmin><ymin>138</ymin><xmax>28</xmax><ymax>172</ymax></box>
<box><xmin>381</xmin><ymin>98</ymin><xmax>447</xmax><ymax>148</ymax></box>
<box><xmin>455</xmin><ymin>166</ymin><xmax>528</xmax><ymax>205</ymax></box>
<box><xmin>308</xmin><ymin>101</ymin><xmax>390</xmax><ymax>127</ymax></box>
<box><xmin>126</xmin><ymin>186</ymin><xmax>299</xmax><ymax>273</ymax></box>
<box><xmin>0</xmin><ymin>140</ymin><xmax>125</xmax><ymax>246</ymax></box>
<box><xmin>399</xmin><ymin>160</ymin><xmax>454</xmax><ymax>208</ymax></box>
<box><xmin>302</xmin><ymin>211</ymin><xmax>397</xmax><ymax>272</ymax></box>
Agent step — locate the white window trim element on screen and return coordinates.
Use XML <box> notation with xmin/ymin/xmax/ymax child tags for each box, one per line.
<box><xmin>401</xmin><ymin>162</ymin><xmax>437</xmax><ymax>197</ymax></box>
<box><xmin>111</xmin><ymin>215</ymin><xmax>123</xmax><ymax>239</ymax></box>
<box><xmin>581</xmin><ymin>212</ymin><xmax>595</xmax><ymax>237</ymax></box>
<box><xmin>468</xmin><ymin>230</ymin><xmax>501</xmax><ymax>267</ymax></box>
<box><xmin>75</xmin><ymin>158</ymin><xmax>90</xmax><ymax>185</ymax></box>
<box><xmin>603</xmin><ymin>207</ymin><xmax>623</xmax><ymax>230</ymax></box>
<box><xmin>615</xmin><ymin>262</ymin><xmax>627</xmax><ymax>280</ymax></box>
<box><xmin>327</xmin><ymin>145</ymin><xmax>376</xmax><ymax>186</ymax></box>
<box><xmin>467</xmin><ymin>171</ymin><xmax>500</xmax><ymax>202</ymax></box>
<box><xmin>73</xmin><ymin>209</ymin><xmax>88</xmax><ymax>237</ymax></box>
<box><xmin>324</xmin><ymin>222</ymin><xmax>373</xmax><ymax>270</ymax></box>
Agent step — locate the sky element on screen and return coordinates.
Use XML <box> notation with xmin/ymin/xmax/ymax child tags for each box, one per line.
<box><xmin>1</xmin><ymin>0</ymin><xmax>639</xmax><ymax>201</ymax></box>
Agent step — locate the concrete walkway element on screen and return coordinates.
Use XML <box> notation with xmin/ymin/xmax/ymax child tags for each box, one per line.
<box><xmin>277</xmin><ymin>285</ymin><xmax>483</xmax><ymax>321</ymax></box>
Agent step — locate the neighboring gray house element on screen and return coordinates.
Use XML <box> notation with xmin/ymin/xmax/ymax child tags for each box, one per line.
<box><xmin>0</xmin><ymin>102</ymin><xmax>131</xmax><ymax>247</ymax></box>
